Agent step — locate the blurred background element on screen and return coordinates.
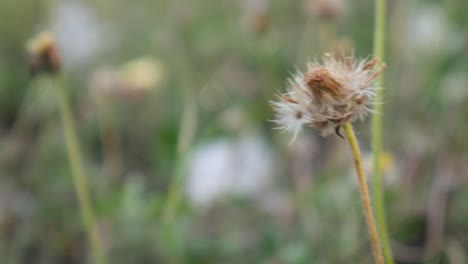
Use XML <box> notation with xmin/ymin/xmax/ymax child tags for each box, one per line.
<box><xmin>0</xmin><ymin>0</ymin><xmax>467</xmax><ymax>263</ymax></box>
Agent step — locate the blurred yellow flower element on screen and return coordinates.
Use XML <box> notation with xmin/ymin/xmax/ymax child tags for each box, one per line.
<box><xmin>120</xmin><ymin>57</ymin><xmax>164</xmax><ymax>94</ymax></box>
<box><xmin>380</xmin><ymin>151</ymin><xmax>394</xmax><ymax>175</ymax></box>
<box><xmin>27</xmin><ymin>31</ymin><xmax>55</xmax><ymax>55</ymax></box>
<box><xmin>26</xmin><ymin>31</ymin><xmax>61</xmax><ymax>75</ymax></box>
<box><xmin>361</xmin><ymin>151</ymin><xmax>396</xmax><ymax>185</ymax></box>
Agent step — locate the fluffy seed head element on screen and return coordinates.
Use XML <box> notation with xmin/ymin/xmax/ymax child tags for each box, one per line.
<box><xmin>271</xmin><ymin>53</ymin><xmax>385</xmax><ymax>138</ymax></box>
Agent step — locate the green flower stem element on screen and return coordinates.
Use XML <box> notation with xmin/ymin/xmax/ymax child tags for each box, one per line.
<box><xmin>96</xmin><ymin>95</ymin><xmax>122</xmax><ymax>180</ymax></box>
<box><xmin>53</xmin><ymin>76</ymin><xmax>106</xmax><ymax>264</ymax></box>
<box><xmin>162</xmin><ymin>81</ymin><xmax>197</xmax><ymax>224</ymax></box>
<box><xmin>160</xmin><ymin>78</ymin><xmax>197</xmax><ymax>264</ymax></box>
<box><xmin>372</xmin><ymin>0</ymin><xmax>393</xmax><ymax>263</ymax></box>
<box><xmin>344</xmin><ymin>123</ymin><xmax>384</xmax><ymax>264</ymax></box>
<box><xmin>162</xmin><ymin>153</ymin><xmax>189</xmax><ymax>224</ymax></box>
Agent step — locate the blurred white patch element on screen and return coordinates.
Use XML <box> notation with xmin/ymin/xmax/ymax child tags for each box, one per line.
<box><xmin>406</xmin><ymin>6</ymin><xmax>463</xmax><ymax>55</ymax></box>
<box><xmin>0</xmin><ymin>181</ymin><xmax>36</xmax><ymax>221</ymax></box>
<box><xmin>51</xmin><ymin>0</ymin><xmax>106</xmax><ymax>68</ymax></box>
<box><xmin>186</xmin><ymin>132</ymin><xmax>277</xmax><ymax>207</ymax></box>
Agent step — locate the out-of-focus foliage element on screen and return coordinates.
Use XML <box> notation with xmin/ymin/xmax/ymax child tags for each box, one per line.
<box><xmin>0</xmin><ymin>0</ymin><xmax>466</xmax><ymax>263</ymax></box>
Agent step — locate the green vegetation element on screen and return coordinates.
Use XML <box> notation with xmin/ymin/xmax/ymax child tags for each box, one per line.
<box><xmin>0</xmin><ymin>0</ymin><xmax>467</xmax><ymax>263</ymax></box>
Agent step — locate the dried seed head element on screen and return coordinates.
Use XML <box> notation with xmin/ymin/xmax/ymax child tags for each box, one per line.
<box><xmin>271</xmin><ymin>53</ymin><xmax>385</xmax><ymax>138</ymax></box>
<box><xmin>27</xmin><ymin>31</ymin><xmax>61</xmax><ymax>75</ymax></box>
<box><xmin>305</xmin><ymin>68</ymin><xmax>343</xmax><ymax>101</ymax></box>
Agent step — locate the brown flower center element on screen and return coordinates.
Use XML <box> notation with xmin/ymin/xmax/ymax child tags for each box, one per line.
<box><xmin>295</xmin><ymin>111</ymin><xmax>303</xmax><ymax>119</ymax></box>
<box><xmin>304</xmin><ymin>68</ymin><xmax>342</xmax><ymax>101</ymax></box>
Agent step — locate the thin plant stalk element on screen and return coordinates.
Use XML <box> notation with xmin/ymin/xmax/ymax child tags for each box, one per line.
<box><xmin>53</xmin><ymin>76</ymin><xmax>106</xmax><ymax>264</ymax></box>
<box><xmin>159</xmin><ymin>79</ymin><xmax>197</xmax><ymax>264</ymax></box>
<box><xmin>162</xmin><ymin>60</ymin><xmax>228</xmax><ymax>223</ymax></box>
<box><xmin>372</xmin><ymin>0</ymin><xmax>393</xmax><ymax>262</ymax></box>
<box><xmin>96</xmin><ymin>95</ymin><xmax>122</xmax><ymax>180</ymax></box>
<box><xmin>344</xmin><ymin>123</ymin><xmax>384</xmax><ymax>264</ymax></box>
<box><xmin>162</xmin><ymin>82</ymin><xmax>197</xmax><ymax>224</ymax></box>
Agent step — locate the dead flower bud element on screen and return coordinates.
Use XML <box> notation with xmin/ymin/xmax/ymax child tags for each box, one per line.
<box><xmin>244</xmin><ymin>0</ymin><xmax>270</xmax><ymax>35</ymax></box>
<box><xmin>27</xmin><ymin>31</ymin><xmax>61</xmax><ymax>75</ymax></box>
<box><xmin>271</xmin><ymin>53</ymin><xmax>385</xmax><ymax>139</ymax></box>
<box><xmin>305</xmin><ymin>0</ymin><xmax>347</xmax><ymax>21</ymax></box>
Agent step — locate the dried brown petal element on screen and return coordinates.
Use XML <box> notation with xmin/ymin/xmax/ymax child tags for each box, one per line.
<box><xmin>304</xmin><ymin>68</ymin><xmax>342</xmax><ymax>101</ymax></box>
<box><xmin>363</xmin><ymin>57</ymin><xmax>378</xmax><ymax>70</ymax></box>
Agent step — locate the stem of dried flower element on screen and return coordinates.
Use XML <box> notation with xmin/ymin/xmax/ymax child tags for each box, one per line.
<box><xmin>344</xmin><ymin>122</ymin><xmax>384</xmax><ymax>264</ymax></box>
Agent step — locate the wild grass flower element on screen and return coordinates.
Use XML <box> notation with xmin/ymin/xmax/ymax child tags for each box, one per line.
<box><xmin>272</xmin><ymin>53</ymin><xmax>385</xmax><ymax>139</ymax></box>
<box><xmin>27</xmin><ymin>31</ymin><xmax>61</xmax><ymax>75</ymax></box>
<box><xmin>271</xmin><ymin>53</ymin><xmax>386</xmax><ymax>264</ymax></box>
<box><xmin>27</xmin><ymin>31</ymin><xmax>106</xmax><ymax>264</ymax></box>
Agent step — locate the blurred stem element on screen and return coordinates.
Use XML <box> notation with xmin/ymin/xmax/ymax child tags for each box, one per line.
<box><xmin>344</xmin><ymin>123</ymin><xmax>384</xmax><ymax>264</ymax></box>
<box><xmin>160</xmin><ymin>78</ymin><xmax>197</xmax><ymax>264</ymax></box>
<box><xmin>372</xmin><ymin>0</ymin><xmax>393</xmax><ymax>263</ymax></box>
<box><xmin>318</xmin><ymin>20</ymin><xmax>337</xmax><ymax>53</ymax></box>
<box><xmin>96</xmin><ymin>95</ymin><xmax>122</xmax><ymax>180</ymax></box>
<box><xmin>53</xmin><ymin>76</ymin><xmax>106</xmax><ymax>264</ymax></box>
<box><xmin>162</xmin><ymin>79</ymin><xmax>198</xmax><ymax>223</ymax></box>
